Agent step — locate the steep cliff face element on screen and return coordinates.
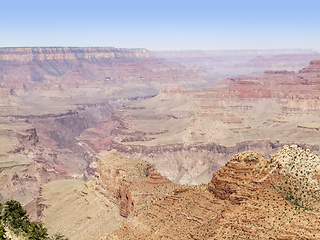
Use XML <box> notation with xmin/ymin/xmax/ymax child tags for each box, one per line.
<box><xmin>107</xmin><ymin>146</ymin><xmax>320</xmax><ymax>240</ymax></box>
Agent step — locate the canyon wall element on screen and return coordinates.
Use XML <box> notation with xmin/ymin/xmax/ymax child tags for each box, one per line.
<box><xmin>0</xmin><ymin>47</ymin><xmax>150</xmax><ymax>61</ymax></box>
<box><xmin>1</xmin><ymin>46</ymin><xmax>320</xmax><ymax>216</ymax></box>
<box><xmin>90</xmin><ymin>60</ymin><xmax>320</xmax><ymax>185</ymax></box>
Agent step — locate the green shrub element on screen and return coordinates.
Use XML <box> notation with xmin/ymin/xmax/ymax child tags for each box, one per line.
<box><xmin>0</xmin><ymin>200</ymin><xmax>67</xmax><ymax>240</ymax></box>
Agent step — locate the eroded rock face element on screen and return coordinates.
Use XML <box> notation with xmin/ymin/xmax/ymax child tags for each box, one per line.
<box><xmin>37</xmin><ymin>151</ymin><xmax>183</xmax><ymax>240</ymax></box>
<box><xmin>107</xmin><ymin>146</ymin><xmax>320</xmax><ymax>240</ymax></box>
<box><xmin>92</xmin><ymin>150</ymin><xmax>178</xmax><ymax>217</ymax></box>
<box><xmin>208</xmin><ymin>151</ymin><xmax>271</xmax><ymax>204</ymax></box>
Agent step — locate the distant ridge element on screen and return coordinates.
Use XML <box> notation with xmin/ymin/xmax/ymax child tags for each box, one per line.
<box><xmin>0</xmin><ymin>47</ymin><xmax>150</xmax><ymax>61</ymax></box>
<box><xmin>152</xmin><ymin>48</ymin><xmax>317</xmax><ymax>57</ymax></box>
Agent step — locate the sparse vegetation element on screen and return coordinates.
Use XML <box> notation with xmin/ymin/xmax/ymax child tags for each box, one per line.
<box><xmin>0</xmin><ymin>200</ymin><xmax>68</xmax><ymax>240</ymax></box>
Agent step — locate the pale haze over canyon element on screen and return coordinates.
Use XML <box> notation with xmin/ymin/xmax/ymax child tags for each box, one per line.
<box><xmin>1</xmin><ymin>1</ymin><xmax>320</xmax><ymax>239</ymax></box>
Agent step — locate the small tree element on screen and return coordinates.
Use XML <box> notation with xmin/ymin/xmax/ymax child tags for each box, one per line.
<box><xmin>2</xmin><ymin>200</ymin><xmax>29</xmax><ymax>234</ymax></box>
<box><xmin>26</xmin><ymin>221</ymin><xmax>48</xmax><ymax>240</ymax></box>
<box><xmin>0</xmin><ymin>202</ymin><xmax>7</xmax><ymax>240</ymax></box>
<box><xmin>0</xmin><ymin>200</ymin><xmax>67</xmax><ymax>240</ymax></box>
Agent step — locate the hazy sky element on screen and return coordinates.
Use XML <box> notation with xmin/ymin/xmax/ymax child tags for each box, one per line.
<box><xmin>1</xmin><ymin>0</ymin><xmax>320</xmax><ymax>51</ymax></box>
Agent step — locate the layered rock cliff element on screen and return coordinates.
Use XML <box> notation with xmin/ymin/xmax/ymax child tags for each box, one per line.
<box><xmin>2</xmin><ymin>47</ymin><xmax>320</xmax><ymax>231</ymax></box>
<box><xmin>0</xmin><ymin>47</ymin><xmax>205</xmax><ymax>92</ymax></box>
<box><xmin>0</xmin><ymin>47</ymin><xmax>150</xmax><ymax>62</ymax></box>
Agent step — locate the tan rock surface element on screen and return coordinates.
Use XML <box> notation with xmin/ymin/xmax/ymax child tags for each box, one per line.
<box><xmin>40</xmin><ymin>179</ymin><xmax>123</xmax><ymax>240</ymax></box>
<box><xmin>39</xmin><ymin>150</ymin><xmax>180</xmax><ymax>240</ymax></box>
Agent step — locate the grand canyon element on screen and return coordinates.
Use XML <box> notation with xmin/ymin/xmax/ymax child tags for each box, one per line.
<box><xmin>1</xmin><ymin>46</ymin><xmax>320</xmax><ymax>239</ymax></box>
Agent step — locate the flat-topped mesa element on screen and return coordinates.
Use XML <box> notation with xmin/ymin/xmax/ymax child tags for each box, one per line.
<box><xmin>0</xmin><ymin>47</ymin><xmax>150</xmax><ymax>61</ymax></box>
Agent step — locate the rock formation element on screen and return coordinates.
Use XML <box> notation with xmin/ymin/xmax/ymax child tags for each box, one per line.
<box><xmin>106</xmin><ymin>145</ymin><xmax>320</xmax><ymax>239</ymax></box>
<box><xmin>39</xmin><ymin>151</ymin><xmax>180</xmax><ymax>240</ymax></box>
<box><xmin>92</xmin><ymin>150</ymin><xmax>177</xmax><ymax>218</ymax></box>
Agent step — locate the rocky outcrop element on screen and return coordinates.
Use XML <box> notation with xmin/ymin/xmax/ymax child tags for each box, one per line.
<box><xmin>106</xmin><ymin>146</ymin><xmax>320</xmax><ymax>240</ymax></box>
<box><xmin>92</xmin><ymin>150</ymin><xmax>178</xmax><ymax>217</ymax></box>
<box><xmin>36</xmin><ymin>151</ymin><xmax>185</xmax><ymax>240</ymax></box>
<box><xmin>208</xmin><ymin>151</ymin><xmax>272</xmax><ymax>204</ymax></box>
